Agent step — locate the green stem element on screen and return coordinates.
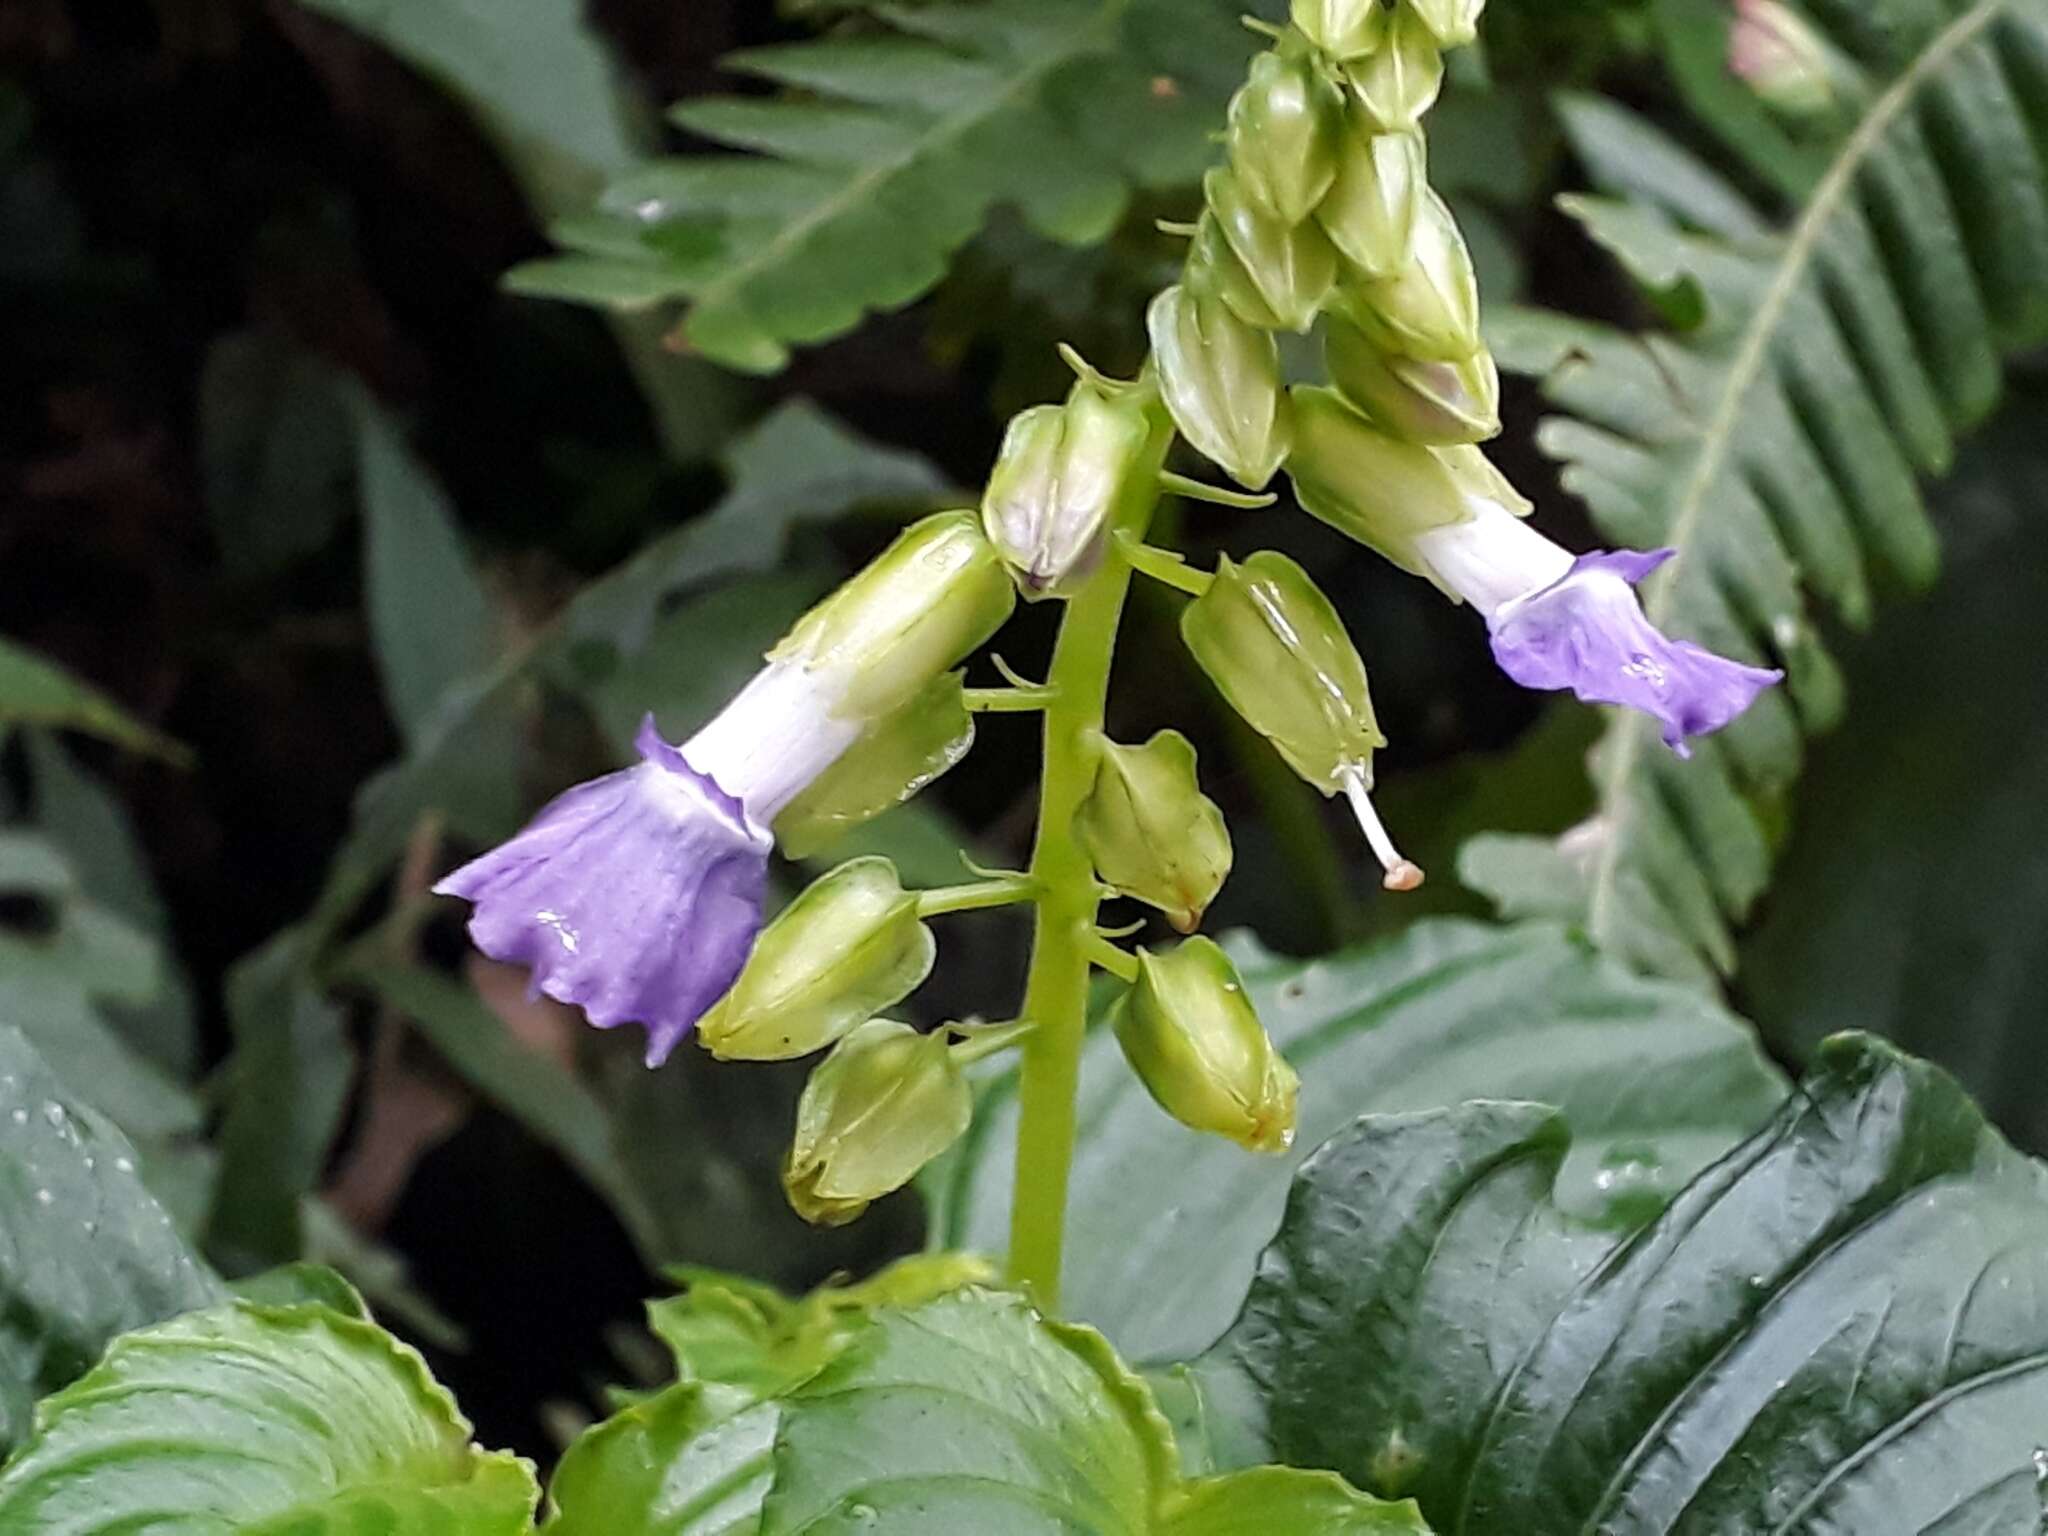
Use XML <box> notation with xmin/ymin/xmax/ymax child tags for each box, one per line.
<box><xmin>1005</xmin><ymin>418</ymin><xmax>1172</xmax><ymax>1309</ymax></box>
<box><xmin>964</xmin><ymin>686</ymin><xmax>1059</xmax><ymax>713</ymax></box>
<box><xmin>1079</xmin><ymin>932</ymin><xmax>1142</xmax><ymax>983</ymax></box>
<box><xmin>916</xmin><ymin>877</ymin><xmax>1039</xmax><ymax>917</ymax></box>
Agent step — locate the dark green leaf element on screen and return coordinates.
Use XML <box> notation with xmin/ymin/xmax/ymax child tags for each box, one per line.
<box><xmin>1200</xmin><ymin>1036</ymin><xmax>2048</xmax><ymax>1533</ymax></box>
<box><xmin>0</xmin><ymin>1300</ymin><xmax>538</xmax><ymax>1532</ymax></box>
<box><xmin>544</xmin><ymin>1384</ymin><xmax>778</xmax><ymax>1536</ymax></box>
<box><xmin>357</xmin><ymin>401</ymin><xmax>499</xmax><ymax>745</ymax></box>
<box><xmin>0</xmin><ymin>638</ymin><xmax>184</xmax><ymax>763</ymax></box>
<box><xmin>0</xmin><ymin>1023</ymin><xmax>221</xmax><ymax>1452</ymax></box>
<box><xmin>931</xmin><ymin>919</ymin><xmax>1784</xmax><ymax>1362</ymax></box>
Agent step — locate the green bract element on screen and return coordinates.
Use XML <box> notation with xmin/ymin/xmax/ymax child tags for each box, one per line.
<box><xmin>1201</xmin><ymin>166</ymin><xmax>1339</xmax><ymax>333</ymax></box>
<box><xmin>1147</xmin><ymin>285</ymin><xmax>1291</xmax><ymax>491</ymax></box>
<box><xmin>1076</xmin><ymin>730</ymin><xmax>1232</xmax><ymax>933</ymax></box>
<box><xmin>1345</xmin><ymin>7</ymin><xmax>1444</xmax><ymax>130</ymax></box>
<box><xmin>783</xmin><ymin>1019</ymin><xmax>971</xmax><ymax>1226</ymax></box>
<box><xmin>1325</xmin><ymin>312</ymin><xmax>1500</xmax><ymax>445</ymax></box>
<box><xmin>1408</xmin><ymin>0</ymin><xmax>1484</xmax><ymax>48</ymax></box>
<box><xmin>773</xmin><ymin>671</ymin><xmax>975</xmax><ymax>859</ymax></box>
<box><xmin>772</xmin><ymin>511</ymin><xmax>1016</xmax><ymax>715</ymax></box>
<box><xmin>982</xmin><ymin>376</ymin><xmax>1159</xmax><ymax>599</ymax></box>
<box><xmin>1227</xmin><ymin>48</ymin><xmax>1344</xmax><ymax>227</ymax></box>
<box><xmin>1315</xmin><ymin>117</ymin><xmax>1425</xmax><ymax>281</ymax></box>
<box><xmin>1285</xmin><ymin>386</ymin><xmax>1474</xmax><ymax>581</ymax></box>
<box><xmin>1349</xmin><ymin>189</ymin><xmax>1481</xmax><ymax>361</ymax></box>
<box><xmin>699</xmin><ymin>858</ymin><xmax>934</xmax><ymax>1063</ymax></box>
<box><xmin>1113</xmin><ymin>937</ymin><xmax>1298</xmax><ymax>1153</ymax></box>
<box><xmin>1180</xmin><ymin>549</ymin><xmax>1386</xmax><ymax>794</ymax></box>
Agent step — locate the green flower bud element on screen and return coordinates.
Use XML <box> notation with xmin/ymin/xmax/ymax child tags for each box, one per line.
<box><xmin>700</xmin><ymin>858</ymin><xmax>935</xmax><ymax>1062</ymax></box>
<box><xmin>1290</xmin><ymin>0</ymin><xmax>1386</xmax><ymax>60</ymax></box>
<box><xmin>1188</xmin><ymin>214</ymin><xmax>1286</xmax><ymax>332</ymax></box>
<box><xmin>1346</xmin><ymin>8</ymin><xmax>1443</xmax><ymax>130</ymax></box>
<box><xmin>1147</xmin><ymin>284</ymin><xmax>1291</xmax><ymax>491</ymax></box>
<box><xmin>1201</xmin><ymin>167</ymin><xmax>1338</xmax><ymax>334</ymax></box>
<box><xmin>982</xmin><ymin>375</ymin><xmax>1160</xmax><ymax>600</ymax></box>
<box><xmin>1227</xmin><ymin>48</ymin><xmax>1344</xmax><ymax>227</ymax></box>
<box><xmin>783</xmin><ymin>1019</ymin><xmax>971</xmax><ymax>1226</ymax></box>
<box><xmin>774</xmin><ymin>672</ymin><xmax>974</xmax><ymax>859</ymax></box>
<box><xmin>1408</xmin><ymin>0</ymin><xmax>1484</xmax><ymax>48</ymax></box>
<box><xmin>1314</xmin><ymin>118</ymin><xmax>1424</xmax><ymax>280</ymax></box>
<box><xmin>1112</xmin><ymin>937</ymin><xmax>1297</xmax><ymax>1153</ymax></box>
<box><xmin>1180</xmin><ymin>549</ymin><xmax>1385</xmax><ymax>795</ymax></box>
<box><xmin>1729</xmin><ymin>0</ymin><xmax>1837</xmax><ymax>117</ymax></box>
<box><xmin>1324</xmin><ymin>312</ymin><xmax>1499</xmax><ymax>445</ymax></box>
<box><xmin>1348</xmin><ymin>190</ymin><xmax>1480</xmax><ymax>361</ymax></box>
<box><xmin>774</xmin><ymin>512</ymin><xmax>1015</xmax><ymax>717</ymax></box>
<box><xmin>1076</xmin><ymin>730</ymin><xmax>1232</xmax><ymax>934</ymax></box>
<box><xmin>1286</xmin><ymin>385</ymin><xmax>1473</xmax><ymax>581</ymax></box>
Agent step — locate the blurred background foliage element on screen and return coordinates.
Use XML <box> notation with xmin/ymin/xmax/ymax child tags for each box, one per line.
<box><xmin>2</xmin><ymin>0</ymin><xmax>2043</xmax><ymax>1463</ymax></box>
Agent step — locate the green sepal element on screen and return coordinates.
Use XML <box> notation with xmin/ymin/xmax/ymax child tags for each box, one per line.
<box><xmin>1077</xmin><ymin>730</ymin><xmax>1233</xmax><ymax>934</ymax></box>
<box><xmin>1113</xmin><ymin>937</ymin><xmax>1299</xmax><ymax>1154</ymax></box>
<box><xmin>1325</xmin><ymin>313</ymin><xmax>1500</xmax><ymax>445</ymax></box>
<box><xmin>1290</xmin><ymin>0</ymin><xmax>1388</xmax><ymax>60</ymax></box>
<box><xmin>1179</xmin><ymin>547</ymin><xmax>1386</xmax><ymax>794</ymax></box>
<box><xmin>1315</xmin><ymin>117</ymin><xmax>1425</xmax><ymax>281</ymax></box>
<box><xmin>1346</xmin><ymin>9</ymin><xmax>1444</xmax><ymax>130</ymax></box>
<box><xmin>1285</xmin><ymin>385</ymin><xmax>1474</xmax><ymax>580</ymax></box>
<box><xmin>771</xmin><ymin>511</ymin><xmax>1016</xmax><ymax>716</ymax></box>
<box><xmin>1147</xmin><ymin>284</ymin><xmax>1292</xmax><ymax>491</ymax></box>
<box><xmin>1227</xmin><ymin>48</ymin><xmax>1344</xmax><ymax>228</ymax></box>
<box><xmin>773</xmin><ymin>671</ymin><xmax>974</xmax><ymax>859</ymax></box>
<box><xmin>1407</xmin><ymin>0</ymin><xmax>1484</xmax><ymax>49</ymax></box>
<box><xmin>783</xmin><ymin>1020</ymin><xmax>971</xmax><ymax>1226</ymax></box>
<box><xmin>699</xmin><ymin>858</ymin><xmax>935</xmax><ymax>1063</ymax></box>
<box><xmin>1345</xmin><ymin>190</ymin><xmax>1481</xmax><ymax>362</ymax></box>
<box><xmin>1200</xmin><ymin>167</ymin><xmax>1339</xmax><ymax>333</ymax></box>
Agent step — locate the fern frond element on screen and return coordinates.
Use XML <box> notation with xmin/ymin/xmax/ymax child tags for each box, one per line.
<box><xmin>504</xmin><ymin>0</ymin><xmax>1258</xmax><ymax>372</ymax></box>
<box><xmin>1465</xmin><ymin>0</ymin><xmax>2048</xmax><ymax>983</ymax></box>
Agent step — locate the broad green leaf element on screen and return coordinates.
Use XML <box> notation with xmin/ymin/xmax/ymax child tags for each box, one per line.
<box><xmin>0</xmin><ymin>1301</ymin><xmax>538</xmax><ymax>1532</ymax></box>
<box><xmin>1741</xmin><ymin>389</ymin><xmax>2048</xmax><ymax>1155</ymax></box>
<box><xmin>1161</xmin><ymin>1468</ymin><xmax>1428</xmax><ymax>1535</ymax></box>
<box><xmin>0</xmin><ymin>1023</ymin><xmax>221</xmax><ymax>1452</ymax></box>
<box><xmin>930</xmin><ymin>919</ymin><xmax>1784</xmax><ymax>1362</ymax></box>
<box><xmin>357</xmin><ymin>401</ymin><xmax>498</xmax><ymax>744</ymax></box>
<box><xmin>0</xmin><ymin>637</ymin><xmax>183</xmax><ymax>762</ymax></box>
<box><xmin>1198</xmin><ymin>1035</ymin><xmax>2048</xmax><ymax>1533</ymax></box>
<box><xmin>197</xmin><ymin>328</ymin><xmax>361</xmax><ymax>581</ymax></box>
<box><xmin>544</xmin><ymin>1384</ymin><xmax>779</xmax><ymax>1536</ymax></box>
<box><xmin>516</xmin><ymin>0</ymin><xmax>1262</xmax><ymax>372</ymax></box>
<box><xmin>1481</xmin><ymin>0</ymin><xmax>2048</xmax><ymax>980</ymax></box>
<box><xmin>759</xmin><ymin>1288</ymin><xmax>1176</xmax><ymax>1534</ymax></box>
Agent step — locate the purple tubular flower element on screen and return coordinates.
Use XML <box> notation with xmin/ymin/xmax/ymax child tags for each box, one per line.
<box><xmin>435</xmin><ymin>717</ymin><xmax>774</xmax><ymax>1066</ymax></box>
<box><xmin>1487</xmin><ymin>549</ymin><xmax>1783</xmax><ymax>756</ymax></box>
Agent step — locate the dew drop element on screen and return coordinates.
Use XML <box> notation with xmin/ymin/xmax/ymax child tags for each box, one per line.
<box><xmin>8</xmin><ymin>1109</ymin><xmax>25</xmax><ymax>1127</ymax></box>
<box><xmin>2033</xmin><ymin>1446</ymin><xmax>2048</xmax><ymax>1485</ymax></box>
<box><xmin>114</xmin><ymin>1156</ymin><xmax>134</xmax><ymax>1175</ymax></box>
<box><xmin>42</xmin><ymin>1102</ymin><xmax>66</xmax><ymax>1128</ymax></box>
<box><xmin>34</xmin><ymin>1189</ymin><xmax>52</xmax><ymax>1207</ymax></box>
<box><xmin>846</xmin><ymin>1504</ymin><xmax>878</xmax><ymax>1529</ymax></box>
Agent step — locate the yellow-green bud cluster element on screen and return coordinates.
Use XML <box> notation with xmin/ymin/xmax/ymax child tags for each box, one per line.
<box><xmin>1154</xmin><ymin>0</ymin><xmax>1499</xmax><ymax>521</ymax></box>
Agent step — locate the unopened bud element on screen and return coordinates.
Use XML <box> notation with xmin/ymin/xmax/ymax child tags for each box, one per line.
<box><xmin>783</xmin><ymin>1019</ymin><xmax>970</xmax><ymax>1226</ymax></box>
<box><xmin>982</xmin><ymin>374</ymin><xmax>1160</xmax><ymax>599</ymax></box>
<box><xmin>700</xmin><ymin>858</ymin><xmax>935</xmax><ymax>1062</ymax></box>
<box><xmin>1113</xmin><ymin>937</ymin><xmax>1297</xmax><ymax>1153</ymax></box>
<box><xmin>1408</xmin><ymin>0</ymin><xmax>1485</xmax><ymax>49</ymax></box>
<box><xmin>1347</xmin><ymin>190</ymin><xmax>1480</xmax><ymax>361</ymax></box>
<box><xmin>1147</xmin><ymin>284</ymin><xmax>1291</xmax><ymax>491</ymax></box>
<box><xmin>1227</xmin><ymin>48</ymin><xmax>1344</xmax><ymax>227</ymax></box>
<box><xmin>1346</xmin><ymin>8</ymin><xmax>1444</xmax><ymax>130</ymax></box>
<box><xmin>774</xmin><ymin>672</ymin><xmax>974</xmax><ymax>859</ymax></box>
<box><xmin>1286</xmin><ymin>385</ymin><xmax>1473</xmax><ymax>580</ymax></box>
<box><xmin>1077</xmin><ymin>731</ymin><xmax>1232</xmax><ymax>933</ymax></box>
<box><xmin>1315</xmin><ymin>119</ymin><xmax>1425</xmax><ymax>280</ymax></box>
<box><xmin>774</xmin><ymin>512</ymin><xmax>1015</xmax><ymax>717</ymax></box>
<box><xmin>1200</xmin><ymin>167</ymin><xmax>1338</xmax><ymax>334</ymax></box>
<box><xmin>1325</xmin><ymin>313</ymin><xmax>1499</xmax><ymax>444</ymax></box>
<box><xmin>1290</xmin><ymin>0</ymin><xmax>1386</xmax><ymax>60</ymax></box>
<box><xmin>1729</xmin><ymin>0</ymin><xmax>1835</xmax><ymax>116</ymax></box>
<box><xmin>1180</xmin><ymin>550</ymin><xmax>1384</xmax><ymax>794</ymax></box>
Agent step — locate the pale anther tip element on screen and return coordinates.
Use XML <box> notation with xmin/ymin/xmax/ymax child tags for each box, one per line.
<box><xmin>1382</xmin><ymin>861</ymin><xmax>1426</xmax><ymax>894</ymax></box>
